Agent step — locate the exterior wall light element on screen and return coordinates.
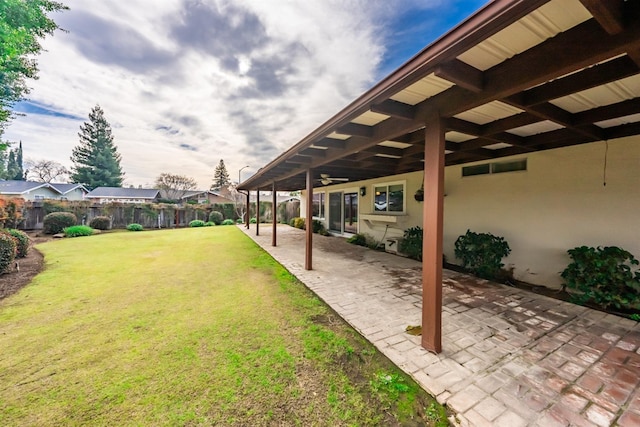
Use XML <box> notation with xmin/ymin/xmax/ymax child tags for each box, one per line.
<box><xmin>360</xmin><ymin>187</ymin><xmax>366</xmax><ymax>196</ymax></box>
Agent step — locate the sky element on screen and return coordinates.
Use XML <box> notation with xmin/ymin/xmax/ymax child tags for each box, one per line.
<box><xmin>5</xmin><ymin>0</ymin><xmax>487</xmax><ymax>189</ymax></box>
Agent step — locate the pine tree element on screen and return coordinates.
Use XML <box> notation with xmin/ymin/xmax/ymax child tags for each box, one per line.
<box><xmin>211</xmin><ymin>159</ymin><xmax>230</xmax><ymax>190</ymax></box>
<box><xmin>70</xmin><ymin>105</ymin><xmax>124</xmax><ymax>188</ymax></box>
<box><xmin>12</xmin><ymin>141</ymin><xmax>24</xmax><ymax>180</ymax></box>
<box><xmin>6</xmin><ymin>150</ymin><xmax>17</xmax><ymax>179</ymax></box>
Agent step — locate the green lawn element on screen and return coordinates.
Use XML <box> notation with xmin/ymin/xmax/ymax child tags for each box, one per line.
<box><xmin>0</xmin><ymin>226</ymin><xmax>447</xmax><ymax>426</ymax></box>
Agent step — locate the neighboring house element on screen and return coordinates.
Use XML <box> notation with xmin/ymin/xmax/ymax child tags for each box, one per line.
<box><xmin>49</xmin><ymin>183</ymin><xmax>90</xmax><ymax>201</ymax></box>
<box><xmin>238</xmin><ymin>0</ymin><xmax>640</xmax><ymax>352</ymax></box>
<box><xmin>0</xmin><ymin>180</ymin><xmax>63</xmax><ymax>200</ymax></box>
<box><xmin>86</xmin><ymin>187</ymin><xmax>160</xmax><ymax>204</ymax></box>
<box><xmin>179</xmin><ymin>190</ymin><xmax>234</xmax><ymax>204</ymax></box>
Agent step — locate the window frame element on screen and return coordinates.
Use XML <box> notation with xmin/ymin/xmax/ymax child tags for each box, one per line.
<box><xmin>372</xmin><ymin>180</ymin><xmax>406</xmax><ymax>214</ymax></box>
<box><xmin>312</xmin><ymin>191</ymin><xmax>326</xmax><ymax>219</ymax></box>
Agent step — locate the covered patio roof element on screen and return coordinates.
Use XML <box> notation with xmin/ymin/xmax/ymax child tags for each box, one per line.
<box><xmin>239</xmin><ymin>0</ymin><xmax>640</xmax><ymax>192</ymax></box>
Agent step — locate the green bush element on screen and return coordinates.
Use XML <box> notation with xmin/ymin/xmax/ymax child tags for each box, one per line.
<box><xmin>289</xmin><ymin>217</ymin><xmax>305</xmax><ymax>229</ymax></box>
<box><xmin>250</xmin><ymin>217</ymin><xmax>257</xmax><ymax>224</ymax></box>
<box><xmin>561</xmin><ymin>246</ymin><xmax>640</xmax><ymax>311</ymax></box>
<box><xmin>127</xmin><ymin>223</ymin><xmax>144</xmax><ymax>232</ymax></box>
<box><xmin>454</xmin><ymin>230</ymin><xmax>511</xmax><ymax>279</ymax></box>
<box><xmin>189</xmin><ymin>220</ymin><xmax>206</xmax><ymax>227</ymax></box>
<box><xmin>400</xmin><ymin>226</ymin><xmax>423</xmax><ymax>261</ymax></box>
<box><xmin>347</xmin><ymin>233</ymin><xmax>367</xmax><ymax>246</ymax></box>
<box><xmin>43</xmin><ymin>212</ymin><xmax>77</xmax><ymax>234</ymax></box>
<box><xmin>5</xmin><ymin>229</ymin><xmax>29</xmax><ymax>258</ymax></box>
<box><xmin>208</xmin><ymin>211</ymin><xmax>224</xmax><ymax>225</ymax></box>
<box><xmin>204</xmin><ymin>221</ymin><xmax>215</xmax><ymax>227</ymax></box>
<box><xmin>89</xmin><ymin>216</ymin><xmax>111</xmax><ymax>230</ymax></box>
<box><xmin>312</xmin><ymin>220</ymin><xmax>329</xmax><ymax>235</ymax></box>
<box><xmin>236</xmin><ymin>218</ymin><xmax>243</xmax><ymax>224</ymax></box>
<box><xmin>63</xmin><ymin>225</ymin><xmax>94</xmax><ymax>238</ymax></box>
<box><xmin>0</xmin><ymin>233</ymin><xmax>16</xmax><ymax>273</ymax></box>
<box><xmin>221</xmin><ymin>219</ymin><xmax>235</xmax><ymax>225</ymax></box>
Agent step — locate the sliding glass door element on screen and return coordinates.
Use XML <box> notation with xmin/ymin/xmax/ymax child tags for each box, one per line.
<box><xmin>328</xmin><ymin>191</ymin><xmax>358</xmax><ymax>234</ymax></box>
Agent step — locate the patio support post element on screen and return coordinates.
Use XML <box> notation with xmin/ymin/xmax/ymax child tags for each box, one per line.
<box><xmin>256</xmin><ymin>190</ymin><xmax>260</xmax><ymax>236</ymax></box>
<box><xmin>305</xmin><ymin>168</ymin><xmax>313</xmax><ymax>270</ymax></box>
<box><xmin>245</xmin><ymin>191</ymin><xmax>250</xmax><ymax>229</ymax></box>
<box><xmin>422</xmin><ymin>113</ymin><xmax>445</xmax><ymax>354</ymax></box>
<box><xmin>272</xmin><ymin>182</ymin><xmax>277</xmax><ymax>247</ymax></box>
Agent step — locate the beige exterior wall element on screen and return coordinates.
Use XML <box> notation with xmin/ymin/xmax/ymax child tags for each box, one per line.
<box><xmin>444</xmin><ymin>136</ymin><xmax>640</xmax><ymax>288</ymax></box>
<box><xmin>301</xmin><ymin>136</ymin><xmax>640</xmax><ymax>289</ymax></box>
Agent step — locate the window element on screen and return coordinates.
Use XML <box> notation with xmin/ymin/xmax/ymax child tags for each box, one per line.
<box><xmin>312</xmin><ymin>192</ymin><xmax>325</xmax><ymax>218</ymax></box>
<box><xmin>374</xmin><ymin>183</ymin><xmax>404</xmax><ymax>212</ymax></box>
<box><xmin>462</xmin><ymin>159</ymin><xmax>527</xmax><ymax>177</ymax></box>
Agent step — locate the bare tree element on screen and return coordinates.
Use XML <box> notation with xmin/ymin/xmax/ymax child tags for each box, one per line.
<box><xmin>154</xmin><ymin>173</ymin><xmax>197</xmax><ymax>200</ymax></box>
<box><xmin>25</xmin><ymin>159</ymin><xmax>69</xmax><ymax>182</ymax></box>
<box><xmin>228</xmin><ymin>183</ymin><xmax>247</xmax><ymax>221</ymax></box>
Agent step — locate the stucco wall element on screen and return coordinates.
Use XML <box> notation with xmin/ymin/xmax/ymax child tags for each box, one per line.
<box><xmin>444</xmin><ymin>136</ymin><xmax>640</xmax><ymax>288</ymax></box>
<box><xmin>301</xmin><ymin>136</ymin><xmax>639</xmax><ymax>289</ymax></box>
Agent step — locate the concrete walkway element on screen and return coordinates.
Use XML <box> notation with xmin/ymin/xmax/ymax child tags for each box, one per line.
<box><xmin>239</xmin><ymin>224</ymin><xmax>640</xmax><ymax>427</ymax></box>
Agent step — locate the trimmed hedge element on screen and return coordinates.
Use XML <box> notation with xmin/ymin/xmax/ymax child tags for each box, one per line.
<box><xmin>189</xmin><ymin>220</ymin><xmax>205</xmax><ymax>227</ymax></box>
<box><xmin>0</xmin><ymin>233</ymin><xmax>16</xmax><ymax>273</ymax></box>
<box><xmin>43</xmin><ymin>212</ymin><xmax>77</xmax><ymax>234</ymax></box>
<box><xmin>221</xmin><ymin>219</ymin><xmax>235</xmax><ymax>225</ymax></box>
<box><xmin>127</xmin><ymin>223</ymin><xmax>144</xmax><ymax>231</ymax></box>
<box><xmin>5</xmin><ymin>229</ymin><xmax>29</xmax><ymax>258</ymax></box>
<box><xmin>89</xmin><ymin>216</ymin><xmax>111</xmax><ymax>230</ymax></box>
<box><xmin>64</xmin><ymin>225</ymin><xmax>94</xmax><ymax>238</ymax></box>
<box><xmin>208</xmin><ymin>211</ymin><xmax>224</xmax><ymax>225</ymax></box>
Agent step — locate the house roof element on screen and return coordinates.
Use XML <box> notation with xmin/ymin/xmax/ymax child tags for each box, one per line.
<box><xmin>239</xmin><ymin>0</ymin><xmax>640</xmax><ymax>191</ymax></box>
<box><xmin>86</xmin><ymin>187</ymin><xmax>160</xmax><ymax>199</ymax></box>
<box><xmin>49</xmin><ymin>183</ymin><xmax>89</xmax><ymax>195</ymax></box>
<box><xmin>0</xmin><ymin>180</ymin><xmax>61</xmax><ymax>195</ymax></box>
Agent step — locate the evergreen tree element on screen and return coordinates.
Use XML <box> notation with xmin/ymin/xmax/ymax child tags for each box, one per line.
<box><xmin>6</xmin><ymin>150</ymin><xmax>17</xmax><ymax>179</ymax></box>
<box><xmin>12</xmin><ymin>141</ymin><xmax>24</xmax><ymax>180</ymax></box>
<box><xmin>211</xmin><ymin>159</ymin><xmax>230</xmax><ymax>190</ymax></box>
<box><xmin>70</xmin><ymin>105</ymin><xmax>124</xmax><ymax>188</ymax></box>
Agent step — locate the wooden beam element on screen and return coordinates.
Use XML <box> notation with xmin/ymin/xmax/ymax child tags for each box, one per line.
<box><xmin>435</xmin><ymin>59</ymin><xmax>484</xmax><ymax>92</ymax></box>
<box><xmin>422</xmin><ymin>114</ymin><xmax>444</xmax><ymax>354</ymax></box>
<box><xmin>305</xmin><ymin>169</ymin><xmax>313</xmax><ymax>270</ymax></box>
<box><xmin>313</xmin><ymin>138</ymin><xmax>347</xmax><ymax>149</ymax></box>
<box><xmin>371</xmin><ymin>99</ymin><xmax>415</xmax><ymax>120</ymax></box>
<box><xmin>579</xmin><ymin>0</ymin><xmax>625</xmax><ymax>35</ymax></box>
<box><xmin>272</xmin><ymin>182</ymin><xmax>277</xmax><ymax>247</ymax></box>
<box><xmin>518</xmin><ymin>55</ymin><xmax>638</xmax><ymax>106</ymax></box>
<box><xmin>573</xmin><ymin>97</ymin><xmax>640</xmax><ymax>126</ymax></box>
<box><xmin>481</xmin><ymin>112</ymin><xmax>541</xmax><ymax>135</ymax></box>
<box><xmin>336</xmin><ymin>123</ymin><xmax>374</xmax><ymax>138</ymax></box>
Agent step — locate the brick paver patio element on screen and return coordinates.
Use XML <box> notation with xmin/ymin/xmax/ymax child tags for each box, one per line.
<box><xmin>240</xmin><ymin>224</ymin><xmax>640</xmax><ymax>427</ymax></box>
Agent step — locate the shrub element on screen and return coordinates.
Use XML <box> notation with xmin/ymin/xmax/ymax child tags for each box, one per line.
<box><xmin>400</xmin><ymin>226</ymin><xmax>423</xmax><ymax>261</ymax></box>
<box><xmin>221</xmin><ymin>219</ymin><xmax>235</xmax><ymax>225</ymax></box>
<box><xmin>127</xmin><ymin>223</ymin><xmax>143</xmax><ymax>231</ymax></box>
<box><xmin>189</xmin><ymin>220</ymin><xmax>206</xmax><ymax>227</ymax></box>
<box><xmin>5</xmin><ymin>229</ymin><xmax>29</xmax><ymax>258</ymax></box>
<box><xmin>250</xmin><ymin>217</ymin><xmax>257</xmax><ymax>224</ymax></box>
<box><xmin>64</xmin><ymin>225</ymin><xmax>94</xmax><ymax>238</ymax></box>
<box><xmin>347</xmin><ymin>233</ymin><xmax>367</xmax><ymax>246</ymax></box>
<box><xmin>454</xmin><ymin>230</ymin><xmax>511</xmax><ymax>279</ymax></box>
<box><xmin>0</xmin><ymin>233</ymin><xmax>16</xmax><ymax>273</ymax></box>
<box><xmin>236</xmin><ymin>218</ymin><xmax>243</xmax><ymax>224</ymax></box>
<box><xmin>561</xmin><ymin>246</ymin><xmax>640</xmax><ymax>311</ymax></box>
<box><xmin>204</xmin><ymin>221</ymin><xmax>215</xmax><ymax>227</ymax></box>
<box><xmin>289</xmin><ymin>217</ymin><xmax>305</xmax><ymax>229</ymax></box>
<box><xmin>312</xmin><ymin>220</ymin><xmax>328</xmax><ymax>235</ymax></box>
<box><xmin>89</xmin><ymin>216</ymin><xmax>111</xmax><ymax>230</ymax></box>
<box><xmin>208</xmin><ymin>211</ymin><xmax>224</xmax><ymax>225</ymax></box>
<box><xmin>43</xmin><ymin>212</ymin><xmax>77</xmax><ymax>234</ymax></box>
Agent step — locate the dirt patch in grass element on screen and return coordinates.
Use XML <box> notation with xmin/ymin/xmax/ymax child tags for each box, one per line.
<box><xmin>0</xmin><ymin>233</ymin><xmax>48</xmax><ymax>301</ymax></box>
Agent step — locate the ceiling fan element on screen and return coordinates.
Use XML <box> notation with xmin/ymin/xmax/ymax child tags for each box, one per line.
<box><xmin>317</xmin><ymin>173</ymin><xmax>349</xmax><ymax>185</ymax></box>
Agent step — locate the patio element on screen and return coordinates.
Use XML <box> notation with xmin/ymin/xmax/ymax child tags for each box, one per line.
<box><xmin>240</xmin><ymin>224</ymin><xmax>640</xmax><ymax>427</ymax></box>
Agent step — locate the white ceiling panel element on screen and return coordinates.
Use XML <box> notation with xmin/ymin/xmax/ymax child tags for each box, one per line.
<box><xmin>458</xmin><ymin>0</ymin><xmax>591</xmax><ymax>71</ymax></box>
<box><xmin>507</xmin><ymin>120</ymin><xmax>565</xmax><ymax>136</ymax></box>
<box><xmin>454</xmin><ymin>101</ymin><xmax>523</xmax><ymax>124</ymax></box>
<box><xmin>350</xmin><ymin>110</ymin><xmax>389</xmax><ymax>126</ymax></box>
<box><xmin>550</xmin><ymin>75</ymin><xmax>640</xmax><ymax>113</ymax></box>
<box><xmin>390</xmin><ymin>73</ymin><xmax>454</xmax><ymax>105</ymax></box>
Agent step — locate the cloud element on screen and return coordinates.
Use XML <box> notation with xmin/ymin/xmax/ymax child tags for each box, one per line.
<box><xmin>58</xmin><ymin>10</ymin><xmax>174</xmax><ymax>74</ymax></box>
<box><xmin>3</xmin><ymin>0</ymin><xmax>483</xmax><ymax>189</ymax></box>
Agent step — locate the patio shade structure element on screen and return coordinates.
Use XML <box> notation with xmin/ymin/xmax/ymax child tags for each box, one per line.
<box><xmin>239</xmin><ymin>0</ymin><xmax>640</xmax><ymax>353</ymax></box>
